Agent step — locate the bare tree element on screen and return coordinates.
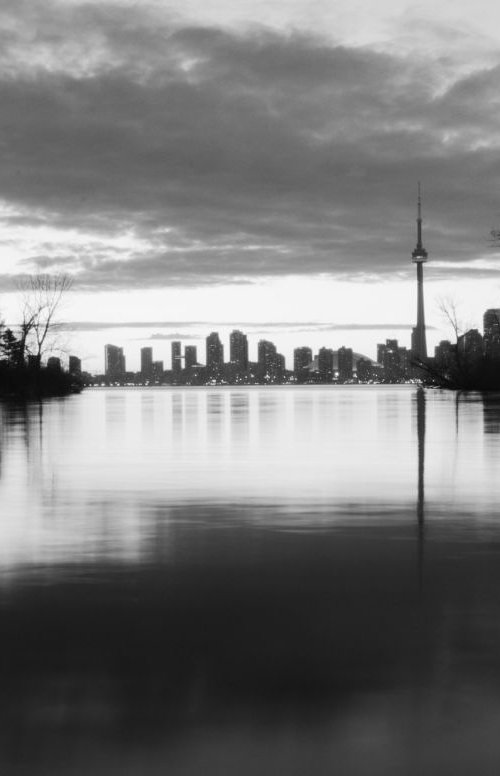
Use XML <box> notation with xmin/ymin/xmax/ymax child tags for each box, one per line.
<box><xmin>437</xmin><ymin>296</ymin><xmax>463</xmax><ymax>343</ymax></box>
<box><xmin>17</xmin><ymin>274</ymin><xmax>72</xmax><ymax>368</ymax></box>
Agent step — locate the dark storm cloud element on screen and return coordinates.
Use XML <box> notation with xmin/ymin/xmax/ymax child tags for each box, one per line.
<box><xmin>1</xmin><ymin>0</ymin><xmax>499</xmax><ymax>289</ymax></box>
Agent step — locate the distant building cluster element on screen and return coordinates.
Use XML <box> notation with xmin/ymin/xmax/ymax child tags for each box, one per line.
<box><xmin>26</xmin><ymin>353</ymin><xmax>83</xmax><ymax>377</ymax></box>
<box><xmin>434</xmin><ymin>308</ymin><xmax>500</xmax><ymax>373</ymax></box>
<box><xmin>24</xmin><ymin>309</ymin><xmax>499</xmax><ymax>390</ymax></box>
<box><xmin>92</xmin><ymin>330</ymin><xmax>423</xmax><ymax>386</ymax></box>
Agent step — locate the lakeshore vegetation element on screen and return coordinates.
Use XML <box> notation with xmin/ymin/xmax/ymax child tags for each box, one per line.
<box><xmin>0</xmin><ymin>274</ymin><xmax>81</xmax><ymax>398</ymax></box>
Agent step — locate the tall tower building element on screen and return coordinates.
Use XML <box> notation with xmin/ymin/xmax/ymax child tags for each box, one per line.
<box><xmin>230</xmin><ymin>330</ymin><xmax>249</xmax><ymax>372</ymax></box>
<box><xmin>141</xmin><ymin>346</ymin><xmax>153</xmax><ymax>378</ymax></box>
<box><xmin>171</xmin><ymin>341</ymin><xmax>182</xmax><ymax>379</ymax></box>
<box><xmin>411</xmin><ymin>183</ymin><xmax>428</xmax><ymax>361</ymax></box>
<box><xmin>337</xmin><ymin>346</ymin><xmax>353</xmax><ymax>382</ymax></box>
<box><xmin>382</xmin><ymin>339</ymin><xmax>403</xmax><ymax>382</ymax></box>
<box><xmin>206</xmin><ymin>332</ymin><xmax>224</xmax><ymax>373</ymax></box>
<box><xmin>105</xmin><ymin>344</ymin><xmax>125</xmax><ymax>380</ymax></box>
<box><xmin>483</xmin><ymin>309</ymin><xmax>500</xmax><ymax>360</ymax></box>
<box><xmin>184</xmin><ymin>345</ymin><xmax>198</xmax><ymax>369</ymax></box>
<box><xmin>258</xmin><ymin>339</ymin><xmax>277</xmax><ymax>373</ymax></box>
<box><xmin>294</xmin><ymin>346</ymin><xmax>312</xmax><ymax>382</ymax></box>
<box><xmin>318</xmin><ymin>347</ymin><xmax>334</xmax><ymax>382</ymax></box>
<box><xmin>68</xmin><ymin>355</ymin><xmax>82</xmax><ymax>376</ymax></box>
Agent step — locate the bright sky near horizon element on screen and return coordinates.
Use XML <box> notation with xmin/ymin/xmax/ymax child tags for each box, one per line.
<box><xmin>1</xmin><ymin>0</ymin><xmax>500</xmax><ymax>371</ymax></box>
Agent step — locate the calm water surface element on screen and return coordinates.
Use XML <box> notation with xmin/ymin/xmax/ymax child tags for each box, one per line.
<box><xmin>1</xmin><ymin>385</ymin><xmax>500</xmax><ymax>774</ymax></box>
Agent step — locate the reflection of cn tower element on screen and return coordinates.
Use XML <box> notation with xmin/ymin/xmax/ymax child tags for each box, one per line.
<box><xmin>416</xmin><ymin>388</ymin><xmax>425</xmax><ymax>524</ymax></box>
<box><xmin>411</xmin><ymin>183</ymin><xmax>428</xmax><ymax>361</ymax></box>
<box><xmin>416</xmin><ymin>387</ymin><xmax>426</xmax><ymax>591</ymax></box>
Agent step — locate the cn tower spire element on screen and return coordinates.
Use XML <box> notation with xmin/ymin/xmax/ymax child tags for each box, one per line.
<box><xmin>412</xmin><ymin>182</ymin><xmax>428</xmax><ymax>263</ymax></box>
<box><xmin>411</xmin><ymin>183</ymin><xmax>428</xmax><ymax>362</ymax></box>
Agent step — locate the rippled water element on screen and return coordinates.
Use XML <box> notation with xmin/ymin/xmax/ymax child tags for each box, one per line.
<box><xmin>2</xmin><ymin>385</ymin><xmax>500</xmax><ymax>774</ymax></box>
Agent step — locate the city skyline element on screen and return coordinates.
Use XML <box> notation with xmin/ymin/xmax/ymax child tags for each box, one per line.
<box><xmin>100</xmin><ymin>332</ymin><xmax>391</xmax><ymax>382</ymax></box>
<box><xmin>94</xmin><ymin>304</ymin><xmax>499</xmax><ymax>382</ymax></box>
<box><xmin>0</xmin><ymin>1</ymin><xmax>500</xmax><ymax>373</ymax></box>
<box><xmin>102</xmin><ymin>331</ymin><xmax>377</xmax><ymax>376</ymax></box>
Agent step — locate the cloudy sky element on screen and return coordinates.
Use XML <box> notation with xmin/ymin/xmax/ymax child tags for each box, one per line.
<box><xmin>2</xmin><ymin>0</ymin><xmax>500</xmax><ymax>371</ymax></box>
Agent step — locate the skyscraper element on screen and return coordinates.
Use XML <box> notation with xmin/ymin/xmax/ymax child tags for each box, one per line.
<box><xmin>230</xmin><ymin>330</ymin><xmax>249</xmax><ymax>372</ymax></box>
<box><xmin>337</xmin><ymin>347</ymin><xmax>353</xmax><ymax>382</ymax></box>
<box><xmin>141</xmin><ymin>346</ymin><xmax>153</xmax><ymax>378</ymax></box>
<box><xmin>356</xmin><ymin>357</ymin><xmax>373</xmax><ymax>382</ymax></box>
<box><xmin>382</xmin><ymin>339</ymin><xmax>403</xmax><ymax>382</ymax></box>
<box><xmin>411</xmin><ymin>183</ymin><xmax>428</xmax><ymax>361</ymax></box>
<box><xmin>434</xmin><ymin>340</ymin><xmax>455</xmax><ymax>371</ymax></box>
<box><xmin>458</xmin><ymin>329</ymin><xmax>483</xmax><ymax>363</ymax></box>
<box><xmin>105</xmin><ymin>344</ymin><xmax>125</xmax><ymax>380</ymax></box>
<box><xmin>318</xmin><ymin>347</ymin><xmax>334</xmax><ymax>382</ymax></box>
<box><xmin>206</xmin><ymin>332</ymin><xmax>224</xmax><ymax>373</ymax></box>
<box><xmin>294</xmin><ymin>346</ymin><xmax>312</xmax><ymax>382</ymax></box>
<box><xmin>184</xmin><ymin>345</ymin><xmax>198</xmax><ymax>369</ymax></box>
<box><xmin>258</xmin><ymin>339</ymin><xmax>277</xmax><ymax>373</ymax></box>
<box><xmin>484</xmin><ymin>309</ymin><xmax>500</xmax><ymax>360</ymax></box>
<box><xmin>152</xmin><ymin>361</ymin><xmax>164</xmax><ymax>381</ymax></box>
<box><xmin>47</xmin><ymin>356</ymin><xmax>61</xmax><ymax>371</ymax></box>
<box><xmin>171</xmin><ymin>341</ymin><xmax>182</xmax><ymax>379</ymax></box>
<box><xmin>68</xmin><ymin>355</ymin><xmax>82</xmax><ymax>376</ymax></box>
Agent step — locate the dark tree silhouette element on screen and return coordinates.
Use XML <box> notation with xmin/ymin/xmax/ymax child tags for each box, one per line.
<box><xmin>18</xmin><ymin>274</ymin><xmax>72</xmax><ymax>368</ymax></box>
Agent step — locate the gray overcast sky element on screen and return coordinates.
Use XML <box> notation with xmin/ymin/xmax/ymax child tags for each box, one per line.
<box><xmin>1</xmin><ymin>0</ymin><xmax>500</xmax><ymax>368</ymax></box>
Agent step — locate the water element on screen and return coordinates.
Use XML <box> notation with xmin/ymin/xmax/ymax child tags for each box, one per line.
<box><xmin>1</xmin><ymin>385</ymin><xmax>500</xmax><ymax>774</ymax></box>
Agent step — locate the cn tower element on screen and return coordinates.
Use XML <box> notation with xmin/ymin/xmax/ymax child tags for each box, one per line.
<box><xmin>411</xmin><ymin>183</ymin><xmax>428</xmax><ymax>361</ymax></box>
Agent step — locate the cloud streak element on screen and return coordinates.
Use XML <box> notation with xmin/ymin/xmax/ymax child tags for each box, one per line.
<box><xmin>58</xmin><ymin>320</ymin><xmax>425</xmax><ymax>333</ymax></box>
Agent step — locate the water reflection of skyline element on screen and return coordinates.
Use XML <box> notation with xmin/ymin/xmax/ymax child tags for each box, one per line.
<box><xmin>0</xmin><ymin>387</ymin><xmax>500</xmax><ymax>575</ymax></box>
<box><xmin>483</xmin><ymin>393</ymin><xmax>500</xmax><ymax>435</ymax></box>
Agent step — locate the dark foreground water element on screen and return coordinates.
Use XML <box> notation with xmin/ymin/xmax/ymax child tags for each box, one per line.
<box><xmin>1</xmin><ymin>385</ymin><xmax>500</xmax><ymax>774</ymax></box>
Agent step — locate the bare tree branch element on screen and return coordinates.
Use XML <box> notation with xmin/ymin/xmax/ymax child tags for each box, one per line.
<box><xmin>16</xmin><ymin>274</ymin><xmax>72</xmax><ymax>367</ymax></box>
<box><xmin>437</xmin><ymin>296</ymin><xmax>463</xmax><ymax>342</ymax></box>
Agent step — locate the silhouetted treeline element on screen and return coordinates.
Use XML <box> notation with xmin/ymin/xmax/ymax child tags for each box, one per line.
<box><xmin>0</xmin><ymin>326</ymin><xmax>81</xmax><ymax>397</ymax></box>
<box><xmin>0</xmin><ymin>361</ymin><xmax>82</xmax><ymax>398</ymax></box>
<box><xmin>418</xmin><ymin>354</ymin><xmax>500</xmax><ymax>390</ymax></box>
<box><xmin>0</xmin><ymin>274</ymin><xmax>78</xmax><ymax>398</ymax></box>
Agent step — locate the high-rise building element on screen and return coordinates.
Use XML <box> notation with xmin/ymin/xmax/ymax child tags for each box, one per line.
<box><xmin>458</xmin><ymin>329</ymin><xmax>483</xmax><ymax>362</ymax></box>
<box><xmin>398</xmin><ymin>346</ymin><xmax>410</xmax><ymax>377</ymax></box>
<box><xmin>337</xmin><ymin>347</ymin><xmax>353</xmax><ymax>382</ymax></box>
<box><xmin>294</xmin><ymin>346</ymin><xmax>312</xmax><ymax>382</ymax></box>
<box><xmin>484</xmin><ymin>309</ymin><xmax>500</xmax><ymax>360</ymax></box>
<box><xmin>379</xmin><ymin>339</ymin><xmax>404</xmax><ymax>382</ymax></box>
<box><xmin>275</xmin><ymin>353</ymin><xmax>286</xmax><ymax>374</ymax></box>
<box><xmin>152</xmin><ymin>361</ymin><xmax>164</xmax><ymax>381</ymax></box>
<box><xmin>141</xmin><ymin>346</ymin><xmax>153</xmax><ymax>378</ymax></box>
<box><xmin>185</xmin><ymin>345</ymin><xmax>198</xmax><ymax>369</ymax></box>
<box><xmin>258</xmin><ymin>339</ymin><xmax>277</xmax><ymax>373</ymax></box>
<box><xmin>68</xmin><ymin>355</ymin><xmax>82</xmax><ymax>375</ymax></box>
<box><xmin>105</xmin><ymin>344</ymin><xmax>125</xmax><ymax>380</ymax></box>
<box><xmin>356</xmin><ymin>357</ymin><xmax>372</xmax><ymax>382</ymax></box>
<box><xmin>230</xmin><ymin>330</ymin><xmax>249</xmax><ymax>372</ymax></box>
<box><xmin>206</xmin><ymin>332</ymin><xmax>224</xmax><ymax>373</ymax></box>
<box><xmin>257</xmin><ymin>340</ymin><xmax>285</xmax><ymax>381</ymax></box>
<box><xmin>411</xmin><ymin>183</ymin><xmax>428</xmax><ymax>362</ymax></box>
<box><xmin>47</xmin><ymin>356</ymin><xmax>61</xmax><ymax>370</ymax></box>
<box><xmin>434</xmin><ymin>340</ymin><xmax>455</xmax><ymax>371</ymax></box>
<box><xmin>171</xmin><ymin>341</ymin><xmax>182</xmax><ymax>379</ymax></box>
<box><xmin>318</xmin><ymin>347</ymin><xmax>334</xmax><ymax>382</ymax></box>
